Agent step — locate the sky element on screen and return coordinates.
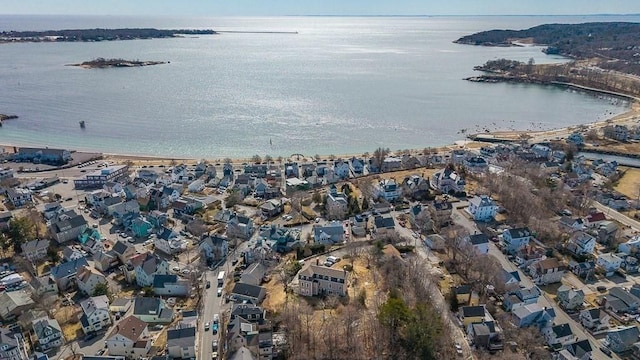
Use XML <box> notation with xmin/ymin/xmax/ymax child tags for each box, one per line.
<box><xmin>3</xmin><ymin>0</ymin><xmax>640</xmax><ymax>16</ymax></box>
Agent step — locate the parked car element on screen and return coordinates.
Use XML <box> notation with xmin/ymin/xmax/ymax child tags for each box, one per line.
<box><xmin>204</xmin><ymin>322</ymin><xmax>210</xmax><ymax>331</ymax></box>
<box><xmin>206</xmin><ymin>281</ymin><xmax>211</xmax><ymax>288</ymax></box>
<box><xmin>217</xmin><ymin>288</ymin><xmax>222</xmax><ymax>297</ymax></box>
<box><xmin>454</xmin><ymin>343</ymin><xmax>463</xmax><ymax>356</ymax></box>
<box><xmin>597</xmin><ymin>285</ymin><xmax>607</xmax><ymax>292</ymax></box>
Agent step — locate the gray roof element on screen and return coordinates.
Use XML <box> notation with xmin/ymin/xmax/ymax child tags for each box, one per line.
<box><xmin>608</xmin><ymin>287</ymin><xmax>640</xmax><ymax>308</ymax></box>
<box><xmin>469</xmin><ymin>233</ymin><xmax>489</xmax><ymax>245</ymax></box>
<box><xmin>231</xmin><ymin>303</ymin><xmax>264</xmax><ymax>319</ymax></box>
<box><xmin>51</xmin><ymin>214</ymin><xmax>87</xmax><ymax>234</ymax></box>
<box><xmin>506</xmin><ymin>227</ymin><xmax>531</xmax><ymax>239</ymax></box>
<box><xmin>472</xmin><ymin>322</ymin><xmax>491</xmax><ymax>336</ymax></box>
<box><xmin>112</xmin><ymin>240</ymin><xmax>132</xmax><ymax>256</ymax></box>
<box><xmin>133</xmin><ymin>297</ymin><xmax>162</xmax><ymax>316</ymax></box>
<box><xmin>374</xmin><ymin>216</ymin><xmax>395</xmax><ymax>229</ymax></box>
<box><xmin>608</xmin><ymin>326</ymin><xmax>640</xmax><ymax>347</ymax></box>
<box><xmin>552</xmin><ymin>323</ymin><xmax>573</xmax><ymax>338</ymax></box>
<box><xmin>461</xmin><ymin>305</ymin><xmax>485</xmax><ymax>318</ymax></box>
<box><xmin>167</xmin><ymin>327</ymin><xmax>196</xmax><ymax>347</ymax></box>
<box><xmin>153</xmin><ymin>275</ymin><xmax>178</xmax><ymax>288</ymax></box>
<box><xmin>50</xmin><ymin>258</ymin><xmax>89</xmax><ymax>280</ymax></box>
<box><xmin>32</xmin><ymin>316</ymin><xmax>62</xmax><ymax>339</ymax></box>
<box><xmin>21</xmin><ymin>239</ymin><xmax>50</xmax><ymax>254</ymax></box>
<box><xmin>566</xmin><ymin>339</ymin><xmax>592</xmax><ymax>357</ymax></box>
<box><xmin>231</xmin><ymin>283</ymin><xmax>265</xmax><ymax>300</ymax></box>
<box><xmin>0</xmin><ymin>327</ymin><xmax>19</xmax><ymax>352</ymax></box>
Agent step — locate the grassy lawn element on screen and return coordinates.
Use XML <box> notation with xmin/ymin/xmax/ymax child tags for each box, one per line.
<box><xmin>615</xmin><ymin>167</ymin><xmax>640</xmax><ymax>200</ymax></box>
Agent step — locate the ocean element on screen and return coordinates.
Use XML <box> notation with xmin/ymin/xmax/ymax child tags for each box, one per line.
<box><xmin>0</xmin><ymin>15</ymin><xmax>637</xmax><ymax>158</ymax></box>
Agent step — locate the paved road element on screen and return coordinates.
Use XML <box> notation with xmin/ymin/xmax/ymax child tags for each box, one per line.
<box><xmin>593</xmin><ymin>202</ymin><xmax>640</xmax><ymax>231</ymax></box>
<box><xmin>199</xmin><ymin>269</ymin><xmax>223</xmax><ymax>360</ymax></box>
<box><xmin>450</xmin><ymin>207</ymin><xmax>616</xmax><ymax>360</ymax></box>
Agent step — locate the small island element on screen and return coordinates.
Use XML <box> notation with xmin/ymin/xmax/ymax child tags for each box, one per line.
<box><xmin>0</xmin><ymin>114</ymin><xmax>18</xmax><ymax>121</ymax></box>
<box><xmin>69</xmin><ymin>58</ymin><xmax>166</xmax><ymax>69</ymax></box>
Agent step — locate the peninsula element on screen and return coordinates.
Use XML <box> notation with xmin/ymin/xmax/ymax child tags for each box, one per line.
<box><xmin>0</xmin><ymin>28</ymin><xmax>216</xmax><ymax>44</ymax></box>
<box><xmin>68</xmin><ymin>58</ymin><xmax>166</xmax><ymax>69</ymax></box>
<box><xmin>455</xmin><ymin>22</ymin><xmax>640</xmax><ymax>76</ymax></box>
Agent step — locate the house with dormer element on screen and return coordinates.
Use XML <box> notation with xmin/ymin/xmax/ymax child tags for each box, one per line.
<box><xmin>132</xmin><ymin>253</ymin><xmax>170</xmax><ymax>288</ymax></box>
<box><xmin>297</xmin><ymin>264</ymin><xmax>348</xmax><ymax>297</ymax></box>
<box><xmin>313</xmin><ymin>222</ymin><xmax>345</xmax><ymax>245</ymax></box>
<box><xmin>529</xmin><ymin>258</ymin><xmax>566</xmax><ymax>285</ymax></box>
<box><xmin>542</xmin><ymin>323</ymin><xmax>574</xmax><ymax>347</ymax></box>
<box><xmin>48</xmin><ymin>211</ymin><xmax>88</xmax><ymax>244</ymax></box>
<box><xmin>556</xmin><ymin>285</ymin><xmax>585</xmax><ymax>311</ymax></box>
<box><xmin>502</xmin><ymin>227</ymin><xmax>532</xmax><ymax>254</ymax></box>
<box><xmin>200</xmin><ymin>235</ymin><xmax>229</xmax><ymax>264</ymax></box>
<box><xmin>112</xmin><ymin>240</ymin><xmax>136</xmax><ymax>265</ymax></box>
<box><xmin>326</xmin><ymin>185</ymin><xmax>348</xmax><ymax>220</ymax></box>
<box><xmin>80</xmin><ymin>295</ymin><xmax>111</xmax><ymax>334</ymax></box>
<box><xmin>566</xmin><ymin>231</ymin><xmax>595</xmax><ymax>257</ymax></box>
<box><xmin>105</xmin><ymin>315</ymin><xmax>152</xmax><ymax>358</ymax></box>
<box><xmin>132</xmin><ymin>297</ymin><xmax>173</xmax><ymax>324</ymax></box>
<box><xmin>349</xmin><ymin>157</ymin><xmax>365</xmax><ymax>175</ymax></box>
<box><xmin>597</xmin><ymin>252</ymin><xmax>623</xmax><ymax>276</ymax></box>
<box><xmin>32</xmin><ymin>317</ymin><xmax>64</xmax><ymax>351</ymax></box>
<box><xmin>0</xmin><ymin>327</ymin><xmax>24</xmax><ymax>360</ymax></box>
<box><xmin>76</xmin><ymin>265</ymin><xmax>108</xmax><ymax>296</ymax></box>
<box><xmin>227</xmin><ymin>213</ymin><xmax>255</xmax><ymax>240</ymax></box>
<box><xmin>503</xmin><ymin>286</ymin><xmax>541</xmax><ymax>312</ymax></box>
<box><xmin>153</xmin><ymin>275</ymin><xmax>190</xmax><ymax>297</ymax></box>
<box><xmin>21</xmin><ymin>239</ymin><xmax>50</xmax><ymax>263</ymax></box>
<box><xmin>579</xmin><ymin>308</ymin><xmax>610</xmax><ymax>331</ymax></box>
<box><xmin>467</xmin><ymin>195</ymin><xmax>497</xmax><ymax>222</ymax></box>
<box><xmin>431</xmin><ymin>167</ymin><xmax>465</xmax><ymax>194</ymax></box>
<box><xmin>50</xmin><ymin>257</ymin><xmax>89</xmax><ymax>290</ymax></box>
<box><xmin>374</xmin><ymin>179</ymin><xmax>402</xmax><ymax>202</ymax></box>
<box><xmin>603</xmin><ymin>326</ymin><xmax>640</xmax><ymax>353</ymax></box>
<box><xmin>511</xmin><ymin>303</ymin><xmax>555</xmax><ymax>329</ymax></box>
<box><xmin>461</xmin><ymin>233</ymin><xmax>489</xmax><ymax>255</ymax></box>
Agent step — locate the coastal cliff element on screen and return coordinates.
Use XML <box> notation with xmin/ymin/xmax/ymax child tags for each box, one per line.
<box><xmin>69</xmin><ymin>58</ymin><xmax>166</xmax><ymax>69</ymax></box>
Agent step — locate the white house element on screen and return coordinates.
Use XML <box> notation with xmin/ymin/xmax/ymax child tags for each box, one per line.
<box><xmin>76</xmin><ymin>265</ymin><xmax>108</xmax><ymax>296</ymax></box>
<box><xmin>431</xmin><ymin>167</ymin><xmax>465</xmax><ymax>194</ymax></box>
<box><xmin>529</xmin><ymin>258</ymin><xmax>566</xmax><ymax>285</ymax></box>
<box><xmin>579</xmin><ymin>308</ymin><xmax>610</xmax><ymax>331</ymax></box>
<box><xmin>167</xmin><ymin>327</ymin><xmax>196</xmax><ymax>359</ymax></box>
<box><xmin>502</xmin><ymin>227</ymin><xmax>532</xmax><ymax>254</ymax></box>
<box><xmin>542</xmin><ymin>323</ymin><xmax>574</xmax><ymax>347</ymax></box>
<box><xmin>566</xmin><ymin>231</ymin><xmax>596</xmax><ymax>256</ymax></box>
<box><xmin>467</xmin><ymin>195</ymin><xmax>497</xmax><ymax>222</ymax></box>
<box><xmin>597</xmin><ymin>253</ymin><xmax>623</xmax><ymax>276</ymax></box>
<box><xmin>32</xmin><ymin>317</ymin><xmax>64</xmax><ymax>351</ymax></box>
<box><xmin>105</xmin><ymin>315</ymin><xmax>152</xmax><ymax>358</ymax></box>
<box><xmin>187</xmin><ymin>179</ymin><xmax>205</xmax><ymax>193</ymax></box>
<box><xmin>462</xmin><ymin>233</ymin><xmax>489</xmax><ymax>255</ymax></box>
<box><xmin>80</xmin><ymin>295</ymin><xmax>111</xmax><ymax>334</ymax></box>
<box><xmin>374</xmin><ymin>179</ymin><xmax>402</xmax><ymax>202</ymax></box>
<box><xmin>618</xmin><ymin>236</ymin><xmax>640</xmax><ymax>255</ymax></box>
<box><xmin>132</xmin><ymin>253</ymin><xmax>170</xmax><ymax>288</ymax></box>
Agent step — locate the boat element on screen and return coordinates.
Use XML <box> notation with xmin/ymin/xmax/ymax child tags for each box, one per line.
<box><xmin>79</xmin><ymin>120</ymin><xmax>86</xmax><ymax>129</ymax></box>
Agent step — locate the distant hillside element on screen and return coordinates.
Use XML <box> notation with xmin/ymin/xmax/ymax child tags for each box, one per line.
<box><xmin>0</xmin><ymin>28</ymin><xmax>216</xmax><ymax>43</ymax></box>
<box><xmin>455</xmin><ymin>22</ymin><xmax>640</xmax><ymax>72</ymax></box>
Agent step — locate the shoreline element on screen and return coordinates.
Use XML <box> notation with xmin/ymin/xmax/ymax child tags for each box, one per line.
<box><xmin>3</xmin><ymin>100</ymin><xmax>638</xmax><ymax>167</ymax></box>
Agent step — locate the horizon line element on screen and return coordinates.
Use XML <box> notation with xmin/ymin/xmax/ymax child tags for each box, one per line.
<box><xmin>1</xmin><ymin>13</ymin><xmax>640</xmax><ymax>17</ymax></box>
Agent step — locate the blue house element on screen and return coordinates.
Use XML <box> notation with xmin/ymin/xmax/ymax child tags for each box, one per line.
<box><xmin>313</xmin><ymin>222</ymin><xmax>345</xmax><ymax>245</ymax></box>
<box><xmin>78</xmin><ymin>228</ymin><xmax>101</xmax><ymax>244</ymax></box>
<box><xmin>131</xmin><ymin>217</ymin><xmax>153</xmax><ymax>238</ymax></box>
<box><xmin>502</xmin><ymin>227</ymin><xmax>532</xmax><ymax>254</ymax></box>
<box><xmin>503</xmin><ymin>287</ymin><xmax>541</xmax><ymax>312</ymax></box>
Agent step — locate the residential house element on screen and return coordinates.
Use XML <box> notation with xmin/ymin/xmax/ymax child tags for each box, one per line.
<box><xmin>111</xmin><ymin>200</ymin><xmax>140</xmax><ymax>226</ymax></box>
<box><xmin>50</xmin><ymin>257</ymin><xmax>89</xmax><ymax>290</ymax></box>
<box><xmin>459</xmin><ymin>305</ymin><xmax>488</xmax><ymax>327</ymax></box>
<box><xmin>402</xmin><ymin>174</ymin><xmax>430</xmax><ymax>200</ymax></box>
<box><xmin>605</xmin><ymin>287</ymin><xmax>640</xmax><ymax>315</ymax></box>
<box><xmin>467</xmin><ymin>195</ymin><xmax>497</xmax><ymax>222</ymax></box>
<box><xmin>133</xmin><ymin>253</ymin><xmax>170</xmax><ymax>288</ymax></box>
<box><xmin>463</xmin><ymin>156</ymin><xmax>488</xmax><ymax>172</ymax></box>
<box><xmin>178</xmin><ymin>310</ymin><xmax>198</xmax><ymax>329</ymax></box>
<box><xmin>374</xmin><ymin>179</ymin><xmax>402</xmax><ymax>202</ymax></box>
<box><xmin>604</xmin><ymin>326</ymin><xmax>640</xmax><ymax>353</ymax></box>
<box><xmin>231</xmin><ymin>283</ymin><xmax>267</xmax><ymax>304</ymax></box>
<box><xmin>111</xmin><ymin>240</ymin><xmax>136</xmax><ymax>265</ymax></box>
<box><xmin>333</xmin><ymin>160</ymin><xmax>351</xmax><ymax>179</ymax></box>
<box><xmin>105</xmin><ymin>315</ymin><xmax>152</xmax><ymax>358</ymax></box>
<box><xmin>454</xmin><ymin>285</ymin><xmax>478</xmax><ymax>307</ymax></box>
<box><xmin>529</xmin><ymin>258</ymin><xmax>566</xmax><ymax>285</ymax></box>
<box><xmin>30</xmin><ymin>276</ymin><xmax>58</xmax><ymax>297</ymax></box>
<box><xmin>373</xmin><ymin>216</ymin><xmax>395</xmax><ymax>236</ymax></box>
<box><xmin>79</xmin><ymin>296</ymin><xmax>111</xmax><ymax>334</ymax></box>
<box><xmin>556</xmin><ymin>285</ymin><xmax>585</xmax><ymax>311</ymax></box>
<box><xmin>76</xmin><ymin>265</ymin><xmax>108</xmax><ymax>296</ymax></box>
<box><xmin>199</xmin><ymin>235</ymin><xmax>229</xmax><ymax>264</ymax></box>
<box><xmin>431</xmin><ymin>167</ymin><xmax>465</xmax><ymax>194</ymax></box>
<box><xmin>21</xmin><ymin>239</ymin><xmax>50</xmax><ymax>263</ymax></box>
<box><xmin>567</xmin><ymin>132</ymin><xmax>585</xmax><ymax>146</ymax></box>
<box><xmin>167</xmin><ymin>327</ymin><xmax>196</xmax><ymax>359</ymax></box>
<box><xmin>597</xmin><ymin>253</ymin><xmax>623</xmax><ymax>276</ymax></box>
<box><xmin>241</xmin><ymin>263</ymin><xmax>267</xmax><ymax>287</ymax></box>
<box><xmin>187</xmin><ymin>179</ymin><xmax>205</xmax><ymax>193</ymax></box>
<box><xmin>131</xmin><ymin>217</ymin><xmax>153</xmax><ymax>238</ymax></box>
<box><xmin>579</xmin><ymin>308</ymin><xmax>610</xmax><ymax>331</ymax></box>
<box><xmin>597</xmin><ymin>221</ymin><xmax>619</xmax><ymax>245</ymax></box>
<box><xmin>566</xmin><ymin>231</ymin><xmax>596</xmax><ymax>257</ymax></box>
<box><xmin>511</xmin><ymin>303</ymin><xmax>556</xmax><ymax>329</ymax></box>
<box><xmin>147</xmin><ymin>210</ymin><xmax>168</xmax><ymax>229</ymax></box>
<box><xmin>543</xmin><ymin>323</ymin><xmax>575</xmax><ymax>347</ymax></box>
<box><xmin>557</xmin><ymin>339</ymin><xmax>592</xmax><ymax>360</ymax></box>
<box><xmin>0</xmin><ymin>212</ymin><xmax>12</xmax><ymax>231</ymax></box>
<box><xmin>227</xmin><ymin>213</ymin><xmax>255</xmax><ymax>240</ymax></box>
<box><xmin>502</xmin><ymin>227</ymin><xmax>532</xmax><ymax>254</ymax></box>
<box><xmin>260</xmin><ymin>199</ymin><xmax>282</xmax><ymax>219</ymax></box>
<box><xmin>78</xmin><ymin>227</ymin><xmax>101</xmax><ymax>245</ymax></box>
<box><xmin>152</xmin><ymin>275</ymin><xmax>190</xmax><ymax>297</ymax></box>
<box><xmin>531</xmin><ymin>144</ymin><xmax>552</xmax><ymax>159</ymax></box>
<box><xmin>62</xmin><ymin>245</ymin><xmax>85</xmax><ymax>262</ymax></box>
<box><xmin>461</xmin><ymin>233</ymin><xmax>489</xmax><ymax>255</ymax></box>
<box><xmin>618</xmin><ymin>236</ymin><xmax>640</xmax><ymax>256</ymax></box>
<box><xmin>349</xmin><ymin>157</ymin><xmax>365</xmax><ymax>175</ymax></box>
<box><xmin>110</xmin><ymin>298</ymin><xmax>132</xmax><ymax>314</ymax></box>
<box><xmin>297</xmin><ymin>264</ymin><xmax>348</xmax><ymax>297</ymax></box>
<box><xmin>380</xmin><ymin>156</ymin><xmax>402</xmax><ymax>172</ymax></box>
<box><xmin>326</xmin><ymin>185</ymin><xmax>348</xmax><ymax>220</ymax></box>
<box><xmin>6</xmin><ymin>188</ymin><xmax>32</xmax><ymax>207</ymax></box>
<box><xmin>132</xmin><ymin>297</ymin><xmax>174</xmax><ymax>324</ymax></box>
<box><xmin>0</xmin><ymin>291</ymin><xmax>35</xmax><ymax>321</ymax></box>
<box><xmin>32</xmin><ymin>317</ymin><xmax>64</xmax><ymax>351</ymax></box>
<box><xmin>503</xmin><ymin>287</ymin><xmax>541</xmax><ymax>312</ymax></box>
<box><xmin>48</xmin><ymin>211</ymin><xmax>88</xmax><ymax>244</ymax></box>
<box><xmin>350</xmin><ymin>214</ymin><xmax>368</xmax><ymax>237</ymax></box>
<box><xmin>259</xmin><ymin>225</ymin><xmax>302</xmax><ymax>253</ymax></box>
<box><xmin>313</xmin><ymin>222</ymin><xmax>345</xmax><ymax>245</ymax></box>
<box><xmin>428</xmin><ymin>200</ymin><xmax>452</xmax><ymax>227</ymax></box>
<box><xmin>0</xmin><ymin>327</ymin><xmax>24</xmax><ymax>360</ymax></box>
<box><xmin>603</xmin><ymin>124</ymin><xmax>629</xmax><ymax>141</ymax></box>
<box><xmin>571</xmin><ymin>261</ymin><xmax>596</xmax><ymax>280</ymax></box>
<box><xmin>559</xmin><ymin>216</ymin><xmax>585</xmax><ymax>232</ymax></box>
<box><xmin>93</xmin><ymin>250</ymin><xmax>118</xmax><ymax>273</ymax></box>
<box><xmin>154</xmin><ymin>227</ymin><xmax>186</xmax><ymax>255</ymax></box>
<box><xmin>515</xmin><ymin>245</ymin><xmax>547</xmax><ymax>268</ymax></box>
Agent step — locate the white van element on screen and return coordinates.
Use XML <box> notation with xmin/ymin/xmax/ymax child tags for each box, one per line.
<box><xmin>326</xmin><ymin>256</ymin><xmax>339</xmax><ymax>264</ymax></box>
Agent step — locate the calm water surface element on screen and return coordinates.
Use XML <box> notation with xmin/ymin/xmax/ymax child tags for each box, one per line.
<box><xmin>0</xmin><ymin>15</ymin><xmax>636</xmax><ymax>158</ymax></box>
